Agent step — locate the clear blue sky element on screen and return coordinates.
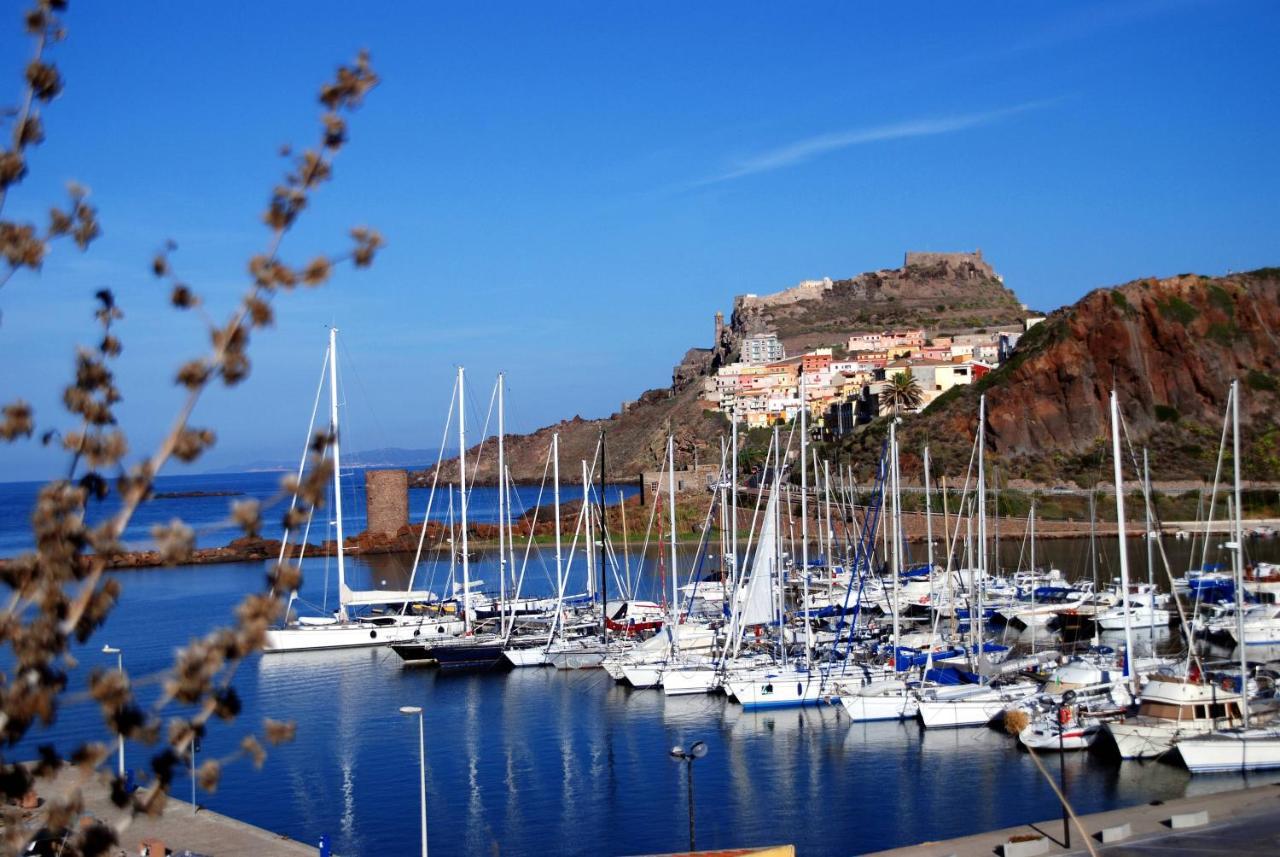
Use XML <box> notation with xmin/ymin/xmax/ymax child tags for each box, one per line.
<box><xmin>0</xmin><ymin>0</ymin><xmax>1277</xmax><ymax>481</ymax></box>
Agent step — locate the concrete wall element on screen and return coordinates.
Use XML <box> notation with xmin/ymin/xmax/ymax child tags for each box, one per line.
<box><xmin>365</xmin><ymin>469</ymin><xmax>409</xmax><ymax>535</ymax></box>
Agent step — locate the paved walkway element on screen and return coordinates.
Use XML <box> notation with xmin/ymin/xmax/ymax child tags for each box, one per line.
<box><xmin>17</xmin><ymin>767</ymin><xmax>316</xmax><ymax>857</ymax></box>
<box><xmin>860</xmin><ymin>782</ymin><xmax>1280</xmax><ymax>856</ymax></box>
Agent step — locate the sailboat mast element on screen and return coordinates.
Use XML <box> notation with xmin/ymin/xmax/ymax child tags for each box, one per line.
<box><xmin>667</xmin><ymin>435</ymin><xmax>679</xmax><ymax>652</ymax></box>
<box><xmin>553</xmin><ymin>433</ymin><xmax>564</xmax><ymax>620</ymax></box>
<box><xmin>976</xmin><ymin>395</ymin><xmax>987</xmax><ymax>663</ymax></box>
<box><xmin>583</xmin><ymin>460</ymin><xmax>594</xmax><ymax>601</ymax></box>
<box><xmin>328</xmin><ymin>327</ymin><xmax>348</xmax><ymax>622</ymax></box>
<box><xmin>799</xmin><ymin>376</ymin><xmax>812</xmax><ymax>661</ymax></box>
<box><xmin>458</xmin><ymin>366</ymin><xmax>471</xmax><ymax>635</ymax></box>
<box><xmin>598</xmin><ymin>429</ymin><xmax>609</xmax><ymax>645</ymax></box>
<box><xmin>498</xmin><ymin>372</ymin><xmax>507</xmax><ymax>637</ymax></box>
<box><xmin>1109</xmin><ymin>390</ymin><xmax>1138</xmax><ymax>695</ymax></box>
<box><xmin>924</xmin><ymin>445</ymin><xmax>934</xmax><ymax>609</ymax></box>
<box><xmin>889</xmin><ymin>420</ymin><xmax>901</xmax><ymax>661</ymax></box>
<box><xmin>1231</xmin><ymin>380</ymin><xmax>1250</xmax><ymax>727</ymax></box>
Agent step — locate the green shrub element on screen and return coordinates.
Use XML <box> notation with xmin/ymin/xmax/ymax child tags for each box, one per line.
<box><xmin>1207</xmin><ymin>322</ymin><xmax>1238</xmax><ymax>345</ymax></box>
<box><xmin>1208</xmin><ymin>283</ymin><xmax>1235</xmax><ymax>316</ymax></box>
<box><xmin>1154</xmin><ymin>404</ymin><xmax>1181</xmax><ymax>423</ymax></box>
<box><xmin>1246</xmin><ymin>369</ymin><xmax>1279</xmax><ymax>393</ymax></box>
<box><xmin>1157</xmin><ymin>296</ymin><xmax>1198</xmax><ymax>325</ymax></box>
<box><xmin>1111</xmin><ymin>290</ymin><xmax>1128</xmax><ymax>309</ymax></box>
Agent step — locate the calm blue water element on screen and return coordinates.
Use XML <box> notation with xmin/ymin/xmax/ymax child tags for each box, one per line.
<box><xmin>4</xmin><ymin>476</ymin><xmax>1280</xmax><ymax>856</ymax></box>
<box><xmin>0</xmin><ymin>470</ymin><xmax>638</xmax><ymax>557</ymax></box>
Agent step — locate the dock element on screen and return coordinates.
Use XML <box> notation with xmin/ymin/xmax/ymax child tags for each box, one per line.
<box><xmin>18</xmin><ymin>766</ymin><xmax>315</xmax><ymax>857</ymax></box>
<box><xmin>861</xmin><ymin>782</ymin><xmax>1280</xmax><ymax>856</ymax></box>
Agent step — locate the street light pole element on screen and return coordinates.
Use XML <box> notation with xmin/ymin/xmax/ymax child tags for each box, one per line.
<box><xmin>102</xmin><ymin>645</ymin><xmax>124</xmax><ymax>779</ymax></box>
<box><xmin>1057</xmin><ymin>690</ymin><xmax>1076</xmax><ymax>848</ymax></box>
<box><xmin>670</xmin><ymin>741</ymin><xmax>708</xmax><ymax>852</ymax></box>
<box><xmin>400</xmin><ymin>706</ymin><xmax>428</xmax><ymax>857</ymax></box>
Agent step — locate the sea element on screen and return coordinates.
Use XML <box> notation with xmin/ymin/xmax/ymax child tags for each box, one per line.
<box><xmin>2</xmin><ymin>472</ymin><xmax>1280</xmax><ymax>857</ymax></box>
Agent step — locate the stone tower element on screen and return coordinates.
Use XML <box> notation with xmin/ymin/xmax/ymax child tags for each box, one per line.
<box><xmin>365</xmin><ymin>469</ymin><xmax>409</xmax><ymax>536</ymax></box>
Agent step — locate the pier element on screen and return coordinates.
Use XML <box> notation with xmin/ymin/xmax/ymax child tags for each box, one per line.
<box><xmin>861</xmin><ymin>782</ymin><xmax>1280</xmax><ymax>856</ymax></box>
<box><xmin>22</xmin><ymin>767</ymin><xmax>315</xmax><ymax>857</ymax></box>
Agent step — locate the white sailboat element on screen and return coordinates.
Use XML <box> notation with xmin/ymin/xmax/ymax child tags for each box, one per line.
<box><xmin>266</xmin><ymin>329</ymin><xmax>454</xmax><ymax>653</ymax></box>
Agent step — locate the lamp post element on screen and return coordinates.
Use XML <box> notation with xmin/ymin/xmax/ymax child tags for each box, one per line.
<box><xmin>1057</xmin><ymin>689</ymin><xmax>1077</xmax><ymax>848</ymax></box>
<box><xmin>102</xmin><ymin>645</ymin><xmax>124</xmax><ymax>779</ymax></box>
<box><xmin>670</xmin><ymin>740</ymin><xmax>708</xmax><ymax>852</ymax></box>
<box><xmin>400</xmin><ymin>706</ymin><xmax>428</xmax><ymax>857</ymax></box>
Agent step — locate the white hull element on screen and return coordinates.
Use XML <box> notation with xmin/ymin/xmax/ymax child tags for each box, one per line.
<box><xmin>1178</xmin><ymin>730</ymin><xmax>1280</xmax><ymax>772</ymax></box>
<box><xmin>623</xmin><ymin>663</ymin><xmax>665</xmax><ymax>688</ymax></box>
<box><xmin>726</xmin><ymin>667</ymin><xmax>827</xmax><ymax>709</ymax></box>
<box><xmin>1106</xmin><ymin>720</ymin><xmax>1210</xmax><ymax>760</ymax></box>
<box><xmin>839</xmin><ymin>691</ymin><xmax>918</xmax><ymax>722</ymax></box>
<box><xmin>547</xmin><ymin>645</ymin><xmax>608</xmax><ymax>670</ymax></box>
<box><xmin>661</xmin><ymin>665</ymin><xmax>721</xmax><ymax>696</ymax></box>
<box><xmin>917</xmin><ymin>695</ymin><xmax>1008</xmax><ymax>729</ymax></box>
<box><xmin>1019</xmin><ymin>722</ymin><xmax>1100</xmax><ymax>751</ymax></box>
<box><xmin>264</xmin><ymin>617</ymin><xmax>459</xmax><ymax>653</ymax></box>
<box><xmin>503</xmin><ymin>647</ymin><xmax>549</xmax><ymax>667</ymax></box>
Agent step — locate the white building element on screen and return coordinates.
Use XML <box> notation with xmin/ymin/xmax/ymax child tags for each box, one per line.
<box><xmin>742</xmin><ymin>332</ymin><xmax>785</xmax><ymax>365</ymax></box>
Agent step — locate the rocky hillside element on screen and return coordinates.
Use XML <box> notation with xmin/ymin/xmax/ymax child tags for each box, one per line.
<box><xmin>733</xmin><ymin>250</ymin><xmax>1027</xmax><ymax>353</ymax></box>
<box><xmin>416</xmin><ymin>250</ymin><xmax>1025</xmax><ymax>485</ymax></box>
<box><xmin>902</xmin><ymin>268</ymin><xmax>1280</xmax><ymax>483</ymax></box>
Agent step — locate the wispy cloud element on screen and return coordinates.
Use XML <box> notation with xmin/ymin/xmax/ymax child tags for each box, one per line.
<box><xmin>688</xmin><ymin>99</ymin><xmax>1056</xmax><ymax>189</ymax></box>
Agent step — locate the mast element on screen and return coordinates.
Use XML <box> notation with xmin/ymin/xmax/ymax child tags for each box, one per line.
<box><xmin>1030</xmin><ymin>501</ymin><xmax>1037</xmax><ymax>655</ymax></box>
<box><xmin>328</xmin><ymin>327</ymin><xmax>349</xmax><ymax>622</ymax></box>
<box><xmin>598</xmin><ymin>428</ymin><xmax>609</xmax><ymax>645</ymax></box>
<box><xmin>731</xmin><ymin>416</ymin><xmax>739</xmax><ymax>601</ymax></box>
<box><xmin>1089</xmin><ymin>488</ymin><xmax>1099</xmax><ymax>646</ymax></box>
<box><xmin>551</xmin><ymin>434</ymin><xmax>564</xmax><ymax>638</ymax></box>
<box><xmin>924</xmin><ymin>445</ymin><xmax>934</xmax><ymax>605</ymax></box>
<box><xmin>1231</xmin><ymin>380</ymin><xmax>1250</xmax><ymax>727</ymax></box>
<box><xmin>458</xmin><ymin>366</ymin><xmax>471</xmax><ymax>635</ymax></box>
<box><xmin>667</xmin><ymin>435</ymin><xmax>679</xmax><ymax>654</ymax></box>
<box><xmin>889</xmin><ymin>419</ymin><xmax>901</xmax><ymax>665</ymax></box>
<box><xmin>976</xmin><ymin>395</ymin><xmax>987</xmax><ymax>666</ymax></box>
<box><xmin>1144</xmin><ymin>447</ymin><xmax>1156</xmax><ymax>648</ymax></box>
<box><xmin>583</xmin><ymin>460</ymin><xmax>595</xmax><ymax>601</ymax></box>
<box><xmin>497</xmin><ymin>372</ymin><xmax>507</xmax><ymax>637</ymax></box>
<box><xmin>1109</xmin><ymin>390</ymin><xmax>1138</xmax><ymax>695</ymax></box>
<box><xmin>799</xmin><ymin>376</ymin><xmax>813</xmax><ymax>662</ymax></box>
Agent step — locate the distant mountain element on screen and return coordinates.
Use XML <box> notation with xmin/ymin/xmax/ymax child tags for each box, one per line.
<box><xmin>210</xmin><ymin>447</ymin><xmax>440</xmax><ymax>474</ymax></box>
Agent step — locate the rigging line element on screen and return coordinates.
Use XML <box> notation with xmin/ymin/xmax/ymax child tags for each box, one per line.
<box><xmin>462</xmin><ymin>375</ymin><xmax>499</xmax><ymax>510</ymax></box>
<box><xmin>336</xmin><ymin>333</ymin><xmax>394</xmax><ymax>456</ymax></box>
<box><xmin>510</xmin><ymin>445</ymin><xmax>555</xmax><ymax>612</ymax></box>
<box><xmin>404</xmin><ymin>373</ymin><xmax>459</xmax><ymax>603</ymax></box>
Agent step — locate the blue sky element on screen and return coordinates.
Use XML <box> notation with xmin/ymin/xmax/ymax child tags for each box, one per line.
<box><xmin>0</xmin><ymin>0</ymin><xmax>1277</xmax><ymax>481</ymax></box>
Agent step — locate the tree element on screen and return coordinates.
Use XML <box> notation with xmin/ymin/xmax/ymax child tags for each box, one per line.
<box><xmin>0</xmin><ymin>4</ymin><xmax>382</xmax><ymax>854</ymax></box>
<box><xmin>881</xmin><ymin>370</ymin><xmax>923</xmax><ymax>415</ymax></box>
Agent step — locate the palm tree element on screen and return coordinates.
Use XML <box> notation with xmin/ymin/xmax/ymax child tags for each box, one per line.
<box><xmin>880</xmin><ymin>370</ymin><xmax>923</xmax><ymax>415</ymax></box>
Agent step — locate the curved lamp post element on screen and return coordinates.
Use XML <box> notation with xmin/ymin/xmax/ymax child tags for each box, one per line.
<box><xmin>400</xmin><ymin>706</ymin><xmax>428</xmax><ymax>857</ymax></box>
<box><xmin>670</xmin><ymin>740</ymin><xmax>708</xmax><ymax>852</ymax></box>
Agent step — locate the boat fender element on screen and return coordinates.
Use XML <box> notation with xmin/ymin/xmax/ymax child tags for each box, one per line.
<box><xmin>369</xmin><ymin>630</ymin><xmax>377</xmax><ymax>639</ymax></box>
<box><xmin>1058</xmin><ymin>706</ymin><xmax>1072</xmax><ymax>726</ymax></box>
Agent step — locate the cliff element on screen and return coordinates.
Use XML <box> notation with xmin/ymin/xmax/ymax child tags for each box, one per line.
<box><xmin>906</xmin><ymin>268</ymin><xmax>1280</xmax><ymax>482</ymax></box>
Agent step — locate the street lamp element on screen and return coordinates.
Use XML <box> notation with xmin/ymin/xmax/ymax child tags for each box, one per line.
<box><xmin>400</xmin><ymin>706</ymin><xmax>428</xmax><ymax>857</ymax></box>
<box><xmin>1056</xmin><ymin>689</ymin><xmax>1077</xmax><ymax>848</ymax></box>
<box><xmin>670</xmin><ymin>740</ymin><xmax>708</xmax><ymax>852</ymax></box>
<box><xmin>102</xmin><ymin>645</ymin><xmax>124</xmax><ymax>779</ymax></box>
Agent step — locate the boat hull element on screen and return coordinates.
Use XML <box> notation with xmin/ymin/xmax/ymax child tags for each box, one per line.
<box><xmin>264</xmin><ymin>618</ymin><xmax>460</xmax><ymax>653</ymax></box>
<box><xmin>1178</xmin><ymin>732</ymin><xmax>1280</xmax><ymax>772</ymax></box>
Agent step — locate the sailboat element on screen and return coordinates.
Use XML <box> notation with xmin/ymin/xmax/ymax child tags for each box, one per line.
<box><xmin>392</xmin><ymin>366</ymin><xmax>508</xmax><ymax>671</ymax></box>
<box><xmin>265</xmin><ymin>329</ymin><xmax>456</xmax><ymax>653</ymax></box>
<box><xmin>1176</xmin><ymin>379</ymin><xmax>1280</xmax><ymax>772</ymax></box>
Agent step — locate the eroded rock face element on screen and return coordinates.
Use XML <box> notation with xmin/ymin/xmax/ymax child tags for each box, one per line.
<box><xmin>920</xmin><ymin>268</ymin><xmax>1280</xmax><ymax>480</ymax></box>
